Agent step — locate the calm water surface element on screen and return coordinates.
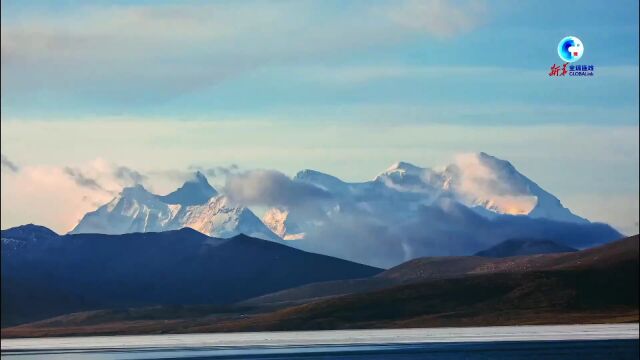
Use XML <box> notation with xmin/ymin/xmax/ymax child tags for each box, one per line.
<box><xmin>3</xmin><ymin>325</ymin><xmax>638</xmax><ymax>359</ymax></box>
<box><xmin>2</xmin><ymin>340</ymin><xmax>639</xmax><ymax>359</ymax></box>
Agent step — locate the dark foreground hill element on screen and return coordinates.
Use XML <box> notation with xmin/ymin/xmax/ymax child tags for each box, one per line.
<box><xmin>2</xmin><ymin>235</ymin><xmax>637</xmax><ymax>338</ymax></box>
<box><xmin>1</xmin><ymin>225</ymin><xmax>381</xmax><ymax>327</ymax></box>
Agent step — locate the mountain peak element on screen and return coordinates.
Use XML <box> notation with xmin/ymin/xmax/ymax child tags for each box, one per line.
<box><xmin>295</xmin><ymin>169</ymin><xmax>341</xmax><ymax>180</ymax></box>
<box><xmin>475</xmin><ymin>152</ymin><xmax>517</xmax><ymax>172</ymax></box>
<box><xmin>121</xmin><ymin>183</ymin><xmax>153</xmax><ymax>198</ymax></box>
<box><xmin>294</xmin><ymin>169</ymin><xmax>346</xmax><ymax>192</ymax></box>
<box><xmin>385</xmin><ymin>161</ymin><xmax>423</xmax><ymax>173</ymax></box>
<box><xmin>193</xmin><ymin>170</ymin><xmax>208</xmax><ymax>183</ymax></box>
<box><xmin>157</xmin><ymin>172</ymin><xmax>217</xmax><ymax>206</ymax></box>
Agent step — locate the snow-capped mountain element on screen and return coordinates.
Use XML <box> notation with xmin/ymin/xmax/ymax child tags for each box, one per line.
<box><xmin>157</xmin><ymin>171</ymin><xmax>217</xmax><ymax>206</ymax></box>
<box><xmin>268</xmin><ymin>152</ymin><xmax>586</xmax><ymax>241</ymax></box>
<box><xmin>71</xmin><ymin>173</ymin><xmax>281</xmax><ymax>242</ymax></box>
<box><xmin>69</xmin><ymin>153</ymin><xmax>620</xmax><ymax>267</ymax></box>
<box><xmin>71</xmin><ymin>184</ymin><xmax>175</xmax><ymax>234</ymax></box>
<box><xmin>260</xmin><ymin>153</ymin><xmax>616</xmax><ymax>267</ymax></box>
<box><xmin>172</xmin><ymin>195</ymin><xmax>279</xmax><ymax>240</ymax></box>
<box><xmin>375</xmin><ymin>153</ymin><xmax>587</xmax><ymax>223</ymax></box>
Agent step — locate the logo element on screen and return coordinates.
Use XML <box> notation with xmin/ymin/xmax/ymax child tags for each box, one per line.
<box><xmin>557</xmin><ymin>36</ymin><xmax>584</xmax><ymax>63</ymax></box>
<box><xmin>549</xmin><ymin>36</ymin><xmax>594</xmax><ymax>77</ymax></box>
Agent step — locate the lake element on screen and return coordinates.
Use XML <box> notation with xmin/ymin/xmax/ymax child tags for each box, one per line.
<box><xmin>2</xmin><ymin>324</ymin><xmax>638</xmax><ymax>359</ymax></box>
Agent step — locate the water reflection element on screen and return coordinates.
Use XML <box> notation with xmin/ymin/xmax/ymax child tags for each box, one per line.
<box><xmin>3</xmin><ymin>340</ymin><xmax>639</xmax><ymax>360</ymax></box>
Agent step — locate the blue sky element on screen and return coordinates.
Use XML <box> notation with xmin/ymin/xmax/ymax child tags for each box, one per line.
<box><xmin>0</xmin><ymin>0</ymin><xmax>638</xmax><ymax>121</ymax></box>
<box><xmin>1</xmin><ymin>0</ymin><xmax>638</xmax><ymax>234</ymax></box>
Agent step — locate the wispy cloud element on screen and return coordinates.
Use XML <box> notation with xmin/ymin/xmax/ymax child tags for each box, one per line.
<box><xmin>190</xmin><ymin>164</ymin><xmax>240</xmax><ymax>178</ymax></box>
<box><xmin>1</xmin><ymin>1</ymin><xmax>490</xmax><ymax>107</ymax></box>
<box><xmin>388</xmin><ymin>0</ymin><xmax>488</xmax><ymax>38</ymax></box>
<box><xmin>1</xmin><ymin>154</ymin><xmax>19</xmax><ymax>172</ymax></box>
<box><xmin>63</xmin><ymin>162</ymin><xmax>149</xmax><ymax>193</ymax></box>
<box><xmin>224</xmin><ymin>169</ymin><xmax>332</xmax><ymax>207</ymax></box>
<box><xmin>0</xmin><ymin>159</ymin><xmax>157</xmax><ymax>232</ymax></box>
<box><xmin>114</xmin><ymin>165</ymin><xmax>146</xmax><ymax>185</ymax></box>
<box><xmin>63</xmin><ymin>167</ymin><xmax>107</xmax><ymax>192</ymax></box>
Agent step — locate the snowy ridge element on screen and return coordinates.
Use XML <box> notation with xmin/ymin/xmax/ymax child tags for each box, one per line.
<box><xmin>256</xmin><ymin>153</ymin><xmax>607</xmax><ymax>266</ymax></box>
<box><xmin>266</xmin><ymin>153</ymin><xmax>587</xmax><ymax>242</ymax></box>
<box><xmin>71</xmin><ymin>175</ymin><xmax>281</xmax><ymax>242</ymax></box>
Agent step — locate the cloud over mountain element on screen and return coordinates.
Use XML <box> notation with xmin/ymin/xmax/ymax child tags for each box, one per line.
<box><xmin>0</xmin><ymin>159</ymin><xmax>154</xmax><ymax>232</ymax></box>
<box><xmin>63</xmin><ymin>167</ymin><xmax>108</xmax><ymax>192</ymax></box>
<box><xmin>1</xmin><ymin>153</ymin><xmax>624</xmax><ymax>267</ymax></box>
<box><xmin>224</xmin><ymin>170</ymin><xmax>332</xmax><ymax>207</ymax></box>
<box><xmin>113</xmin><ymin>165</ymin><xmax>147</xmax><ymax>185</ymax></box>
<box><xmin>259</xmin><ymin>154</ymin><xmax>617</xmax><ymax>267</ymax></box>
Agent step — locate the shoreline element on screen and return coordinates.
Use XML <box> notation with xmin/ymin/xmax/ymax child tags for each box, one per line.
<box><xmin>2</xmin><ymin>323</ymin><xmax>638</xmax><ymax>352</ymax></box>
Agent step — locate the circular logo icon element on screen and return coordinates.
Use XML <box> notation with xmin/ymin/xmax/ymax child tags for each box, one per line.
<box><xmin>557</xmin><ymin>36</ymin><xmax>584</xmax><ymax>63</ymax></box>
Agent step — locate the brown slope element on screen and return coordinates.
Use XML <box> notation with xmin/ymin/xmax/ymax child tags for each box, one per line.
<box><xmin>241</xmin><ymin>277</ymin><xmax>394</xmax><ymax>306</ymax></box>
<box><xmin>184</xmin><ymin>239</ymin><xmax>640</xmax><ymax>333</ymax></box>
<box><xmin>243</xmin><ymin>256</ymin><xmax>495</xmax><ymax>305</ymax></box>
<box><xmin>245</xmin><ymin>235</ymin><xmax>639</xmax><ymax>305</ymax></box>
<box><xmin>217</xmin><ymin>271</ymin><xmax>638</xmax><ymax>332</ymax></box>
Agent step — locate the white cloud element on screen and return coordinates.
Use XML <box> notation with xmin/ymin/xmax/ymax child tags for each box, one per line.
<box><xmin>1</xmin><ymin>1</ymin><xmax>490</xmax><ymax>103</ymax></box>
<box><xmin>224</xmin><ymin>169</ymin><xmax>331</xmax><ymax>207</ymax></box>
<box><xmin>388</xmin><ymin>0</ymin><xmax>488</xmax><ymax>38</ymax></box>
<box><xmin>0</xmin><ymin>159</ymin><xmax>150</xmax><ymax>233</ymax></box>
<box><xmin>449</xmin><ymin>153</ymin><xmax>538</xmax><ymax>215</ymax></box>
